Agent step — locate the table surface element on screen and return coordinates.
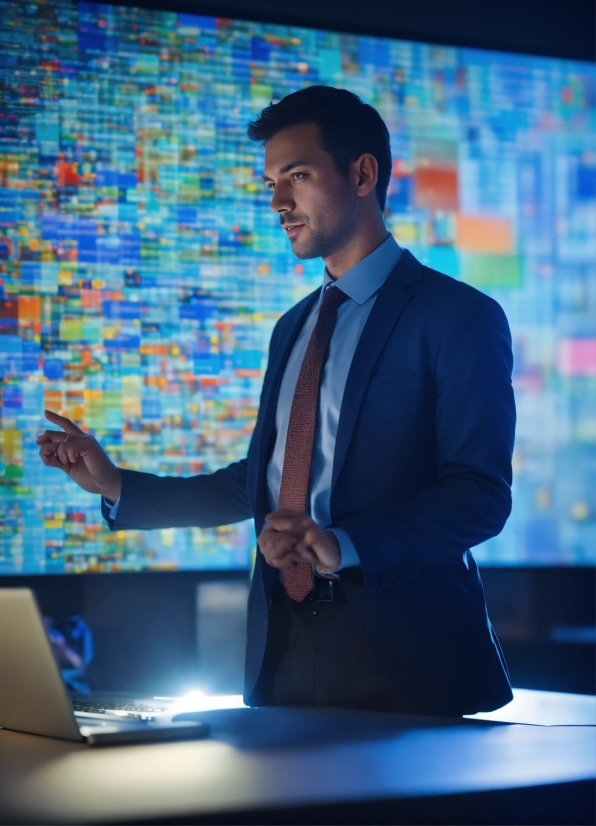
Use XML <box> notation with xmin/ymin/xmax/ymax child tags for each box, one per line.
<box><xmin>0</xmin><ymin>701</ymin><xmax>595</xmax><ymax>825</ymax></box>
<box><xmin>466</xmin><ymin>687</ymin><xmax>596</xmax><ymax>725</ymax></box>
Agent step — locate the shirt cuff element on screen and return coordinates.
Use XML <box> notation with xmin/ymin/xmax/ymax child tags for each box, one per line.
<box><xmin>104</xmin><ymin>496</ymin><xmax>120</xmax><ymax>520</ymax></box>
<box><xmin>327</xmin><ymin>527</ymin><xmax>361</xmax><ymax>571</ymax></box>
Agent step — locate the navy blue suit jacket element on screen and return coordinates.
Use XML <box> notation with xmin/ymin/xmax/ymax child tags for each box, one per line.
<box><xmin>105</xmin><ymin>250</ymin><xmax>516</xmax><ymax>715</ymax></box>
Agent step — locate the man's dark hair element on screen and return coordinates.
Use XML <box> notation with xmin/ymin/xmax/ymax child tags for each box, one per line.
<box><xmin>247</xmin><ymin>86</ymin><xmax>392</xmax><ymax>211</ymax></box>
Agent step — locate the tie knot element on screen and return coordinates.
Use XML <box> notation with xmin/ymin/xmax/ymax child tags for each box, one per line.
<box><xmin>320</xmin><ymin>284</ymin><xmax>348</xmax><ymax>315</ymax></box>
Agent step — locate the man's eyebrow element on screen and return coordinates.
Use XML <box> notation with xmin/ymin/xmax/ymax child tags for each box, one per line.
<box><xmin>262</xmin><ymin>161</ymin><xmax>312</xmax><ymax>181</ymax></box>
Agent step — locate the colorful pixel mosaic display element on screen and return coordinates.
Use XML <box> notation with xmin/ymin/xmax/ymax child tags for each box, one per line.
<box><xmin>0</xmin><ymin>0</ymin><xmax>594</xmax><ymax>573</ymax></box>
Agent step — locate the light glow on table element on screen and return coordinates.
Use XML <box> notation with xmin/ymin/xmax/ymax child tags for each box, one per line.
<box><xmin>465</xmin><ymin>687</ymin><xmax>596</xmax><ymax>726</ymax></box>
<box><xmin>156</xmin><ymin>687</ymin><xmax>595</xmax><ymax>725</ymax></box>
<box><xmin>155</xmin><ymin>691</ymin><xmax>247</xmax><ymax>714</ymax></box>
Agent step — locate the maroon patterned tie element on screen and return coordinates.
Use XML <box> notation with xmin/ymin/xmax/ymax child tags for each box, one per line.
<box><xmin>278</xmin><ymin>284</ymin><xmax>349</xmax><ymax>602</ymax></box>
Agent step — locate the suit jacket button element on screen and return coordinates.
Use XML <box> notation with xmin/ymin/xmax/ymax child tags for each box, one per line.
<box><xmin>263</xmin><ymin>614</ymin><xmax>268</xmax><ymax>624</ymax></box>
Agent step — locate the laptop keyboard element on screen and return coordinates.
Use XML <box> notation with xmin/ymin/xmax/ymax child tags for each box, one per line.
<box><xmin>73</xmin><ymin>699</ymin><xmax>170</xmax><ymax>720</ymax></box>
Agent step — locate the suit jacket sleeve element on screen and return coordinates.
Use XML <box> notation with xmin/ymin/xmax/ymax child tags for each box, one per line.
<box><xmin>336</xmin><ymin>296</ymin><xmax>515</xmax><ymax>589</ymax></box>
<box><xmin>101</xmin><ymin>459</ymin><xmax>251</xmax><ymax>530</ymax></box>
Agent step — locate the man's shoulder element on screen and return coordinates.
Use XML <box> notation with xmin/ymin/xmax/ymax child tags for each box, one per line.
<box><xmin>414</xmin><ymin>259</ymin><xmax>507</xmax><ymax>323</ymax></box>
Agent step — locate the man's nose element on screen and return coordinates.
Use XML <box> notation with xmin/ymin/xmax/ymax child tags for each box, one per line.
<box><xmin>270</xmin><ymin>182</ymin><xmax>294</xmax><ymax>214</ymax></box>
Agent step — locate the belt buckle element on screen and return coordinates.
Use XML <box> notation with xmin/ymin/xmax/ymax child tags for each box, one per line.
<box><xmin>308</xmin><ymin>580</ymin><xmax>334</xmax><ymax>602</ymax></box>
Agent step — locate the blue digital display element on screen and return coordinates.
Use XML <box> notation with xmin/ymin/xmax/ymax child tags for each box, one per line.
<box><xmin>0</xmin><ymin>1</ymin><xmax>594</xmax><ymax>572</ymax></box>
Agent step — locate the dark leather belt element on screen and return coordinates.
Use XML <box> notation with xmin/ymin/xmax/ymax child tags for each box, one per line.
<box><xmin>306</xmin><ymin>578</ymin><xmax>335</xmax><ymax>602</ymax></box>
<box><xmin>306</xmin><ymin>567</ymin><xmax>365</xmax><ymax>602</ymax></box>
<box><xmin>281</xmin><ymin>567</ymin><xmax>364</xmax><ymax>604</ymax></box>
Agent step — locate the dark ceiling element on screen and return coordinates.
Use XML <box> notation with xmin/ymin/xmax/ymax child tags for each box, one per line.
<box><xmin>107</xmin><ymin>0</ymin><xmax>595</xmax><ymax>62</ymax></box>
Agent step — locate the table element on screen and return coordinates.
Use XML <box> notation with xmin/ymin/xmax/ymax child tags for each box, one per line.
<box><xmin>0</xmin><ymin>702</ymin><xmax>594</xmax><ymax>825</ymax></box>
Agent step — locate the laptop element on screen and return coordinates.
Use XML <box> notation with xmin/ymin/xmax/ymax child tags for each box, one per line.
<box><xmin>0</xmin><ymin>588</ymin><xmax>208</xmax><ymax>745</ymax></box>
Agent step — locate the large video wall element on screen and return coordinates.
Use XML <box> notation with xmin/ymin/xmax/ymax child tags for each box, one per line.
<box><xmin>0</xmin><ymin>0</ymin><xmax>594</xmax><ymax>572</ymax></box>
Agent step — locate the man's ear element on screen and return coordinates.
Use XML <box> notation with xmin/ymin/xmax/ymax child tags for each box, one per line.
<box><xmin>353</xmin><ymin>153</ymin><xmax>379</xmax><ymax>198</ymax></box>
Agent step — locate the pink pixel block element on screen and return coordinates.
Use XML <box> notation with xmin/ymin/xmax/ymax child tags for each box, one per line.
<box><xmin>558</xmin><ymin>339</ymin><xmax>596</xmax><ymax>377</ymax></box>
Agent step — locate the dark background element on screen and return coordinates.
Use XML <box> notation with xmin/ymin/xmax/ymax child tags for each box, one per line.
<box><xmin>107</xmin><ymin>0</ymin><xmax>595</xmax><ymax>62</ymax></box>
<box><xmin>3</xmin><ymin>567</ymin><xmax>594</xmax><ymax>696</ymax></box>
<box><xmin>1</xmin><ymin>0</ymin><xmax>594</xmax><ymax>698</ymax></box>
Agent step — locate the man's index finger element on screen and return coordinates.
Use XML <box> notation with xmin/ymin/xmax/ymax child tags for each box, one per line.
<box><xmin>44</xmin><ymin>409</ymin><xmax>84</xmax><ymax>435</ymax></box>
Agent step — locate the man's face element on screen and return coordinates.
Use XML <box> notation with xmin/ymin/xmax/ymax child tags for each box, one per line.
<box><xmin>262</xmin><ymin>122</ymin><xmax>359</xmax><ymax>260</ymax></box>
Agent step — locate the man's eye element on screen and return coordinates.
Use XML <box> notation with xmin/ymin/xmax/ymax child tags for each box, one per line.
<box><xmin>292</xmin><ymin>172</ymin><xmax>306</xmax><ymax>181</ymax></box>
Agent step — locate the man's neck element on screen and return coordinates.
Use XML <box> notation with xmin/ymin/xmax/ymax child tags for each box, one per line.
<box><xmin>324</xmin><ymin>223</ymin><xmax>390</xmax><ymax>281</ymax></box>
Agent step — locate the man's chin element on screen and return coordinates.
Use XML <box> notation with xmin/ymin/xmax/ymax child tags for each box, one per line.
<box><xmin>290</xmin><ymin>239</ymin><xmax>322</xmax><ymax>261</ymax></box>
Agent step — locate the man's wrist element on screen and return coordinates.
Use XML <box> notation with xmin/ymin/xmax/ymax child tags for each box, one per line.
<box><xmin>326</xmin><ymin>527</ymin><xmax>361</xmax><ymax>571</ymax></box>
<box><xmin>315</xmin><ymin>529</ymin><xmax>341</xmax><ymax>574</ymax></box>
<box><xmin>100</xmin><ymin>469</ymin><xmax>122</xmax><ymax>503</ymax></box>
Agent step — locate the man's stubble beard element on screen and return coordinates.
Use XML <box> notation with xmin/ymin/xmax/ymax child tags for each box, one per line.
<box><xmin>290</xmin><ymin>195</ymin><xmax>359</xmax><ymax>261</ymax></box>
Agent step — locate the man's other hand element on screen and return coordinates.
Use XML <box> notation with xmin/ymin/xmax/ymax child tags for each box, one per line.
<box><xmin>36</xmin><ymin>410</ymin><xmax>122</xmax><ymax>502</ymax></box>
<box><xmin>258</xmin><ymin>509</ymin><xmax>341</xmax><ymax>572</ymax></box>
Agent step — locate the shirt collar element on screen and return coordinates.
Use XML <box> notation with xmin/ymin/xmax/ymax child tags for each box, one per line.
<box><xmin>321</xmin><ymin>234</ymin><xmax>402</xmax><ymax>306</ymax></box>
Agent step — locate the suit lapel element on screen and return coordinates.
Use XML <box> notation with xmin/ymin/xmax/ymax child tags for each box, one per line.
<box><xmin>331</xmin><ymin>250</ymin><xmax>423</xmax><ymax>491</ymax></box>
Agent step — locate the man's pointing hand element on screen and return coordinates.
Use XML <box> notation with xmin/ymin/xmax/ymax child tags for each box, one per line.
<box><xmin>36</xmin><ymin>410</ymin><xmax>122</xmax><ymax>502</ymax></box>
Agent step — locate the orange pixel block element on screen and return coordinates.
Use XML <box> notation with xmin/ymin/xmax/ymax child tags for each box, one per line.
<box><xmin>140</xmin><ymin>344</ymin><xmax>168</xmax><ymax>356</ymax></box>
<box><xmin>235</xmin><ymin>369</ymin><xmax>261</xmax><ymax>378</ymax></box>
<box><xmin>414</xmin><ymin>167</ymin><xmax>459</xmax><ymax>210</ymax></box>
<box><xmin>456</xmin><ymin>214</ymin><xmax>515</xmax><ymax>254</ymax></box>
<box><xmin>44</xmin><ymin>391</ymin><xmax>62</xmax><ymax>411</ymax></box>
<box><xmin>18</xmin><ymin>296</ymin><xmax>41</xmax><ymax>320</ymax></box>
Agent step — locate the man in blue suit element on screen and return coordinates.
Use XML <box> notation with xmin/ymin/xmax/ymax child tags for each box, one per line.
<box><xmin>38</xmin><ymin>87</ymin><xmax>515</xmax><ymax>716</ymax></box>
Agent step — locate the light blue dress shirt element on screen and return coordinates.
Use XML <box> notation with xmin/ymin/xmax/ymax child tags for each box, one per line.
<box><xmin>266</xmin><ymin>233</ymin><xmax>402</xmax><ymax>570</ymax></box>
<box><xmin>108</xmin><ymin>234</ymin><xmax>402</xmax><ymax>571</ymax></box>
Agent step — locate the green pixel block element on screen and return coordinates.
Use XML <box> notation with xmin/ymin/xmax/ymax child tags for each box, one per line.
<box><xmin>461</xmin><ymin>253</ymin><xmax>523</xmax><ymax>289</ymax></box>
